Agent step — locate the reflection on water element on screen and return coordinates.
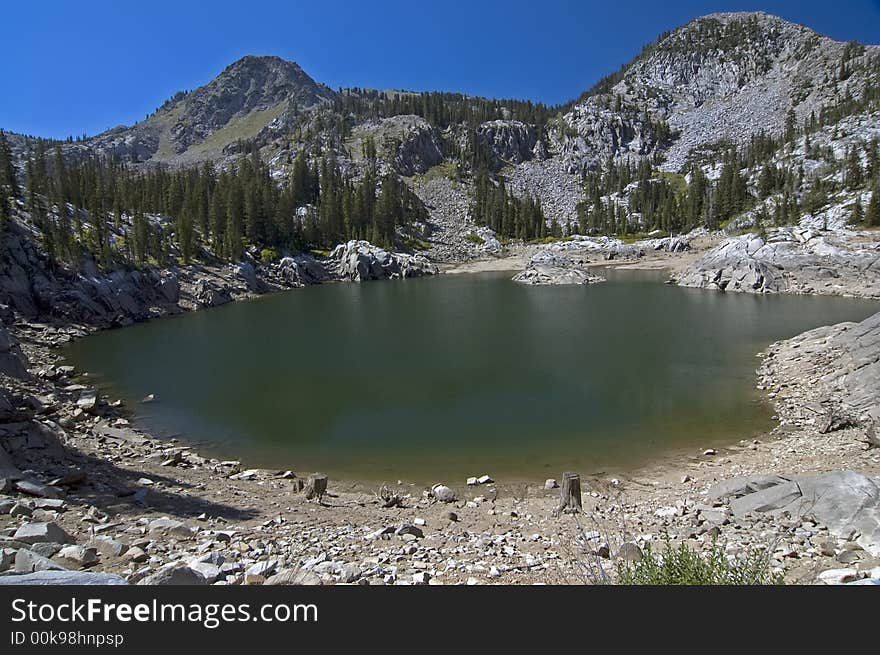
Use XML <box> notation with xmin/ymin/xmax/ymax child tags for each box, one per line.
<box><xmin>64</xmin><ymin>270</ymin><xmax>879</xmax><ymax>481</ymax></box>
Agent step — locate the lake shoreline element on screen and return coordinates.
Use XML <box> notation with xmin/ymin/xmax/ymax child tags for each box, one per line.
<box><xmin>2</xmin><ymin>234</ymin><xmax>880</xmax><ymax>585</ymax></box>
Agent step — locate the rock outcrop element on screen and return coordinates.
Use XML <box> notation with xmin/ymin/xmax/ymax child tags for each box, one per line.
<box><xmin>474</xmin><ymin>120</ymin><xmax>537</xmax><ymax>170</ymax></box>
<box><xmin>472</xmin><ymin>227</ymin><xmax>502</xmax><ymax>255</ymax></box>
<box><xmin>0</xmin><ymin>219</ymin><xmax>317</xmax><ymax>326</ymax></box>
<box><xmin>512</xmin><ymin>251</ymin><xmax>606</xmax><ymax>285</ymax></box>
<box><xmin>0</xmin><ymin>325</ymin><xmax>29</xmax><ymax>379</ymax></box>
<box><xmin>708</xmin><ymin>471</ymin><xmax>880</xmax><ymax>557</ymax></box>
<box><xmin>329</xmin><ymin>241</ymin><xmax>438</xmax><ymax>281</ymax></box>
<box><xmin>277</xmin><ymin>254</ymin><xmax>328</xmax><ymax>286</ymax></box>
<box><xmin>391</xmin><ymin>118</ymin><xmax>444</xmax><ymax>176</ymax></box>
<box><xmin>761</xmin><ymin>309</ymin><xmax>880</xmax><ymax>426</ymax></box>
<box><xmin>675</xmin><ymin>229</ymin><xmax>880</xmax><ymax>296</ymax></box>
<box><xmin>351</xmin><ymin>115</ymin><xmax>443</xmax><ymax>176</ymax></box>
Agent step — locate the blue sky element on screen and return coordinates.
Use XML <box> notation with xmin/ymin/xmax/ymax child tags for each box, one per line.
<box><xmin>3</xmin><ymin>0</ymin><xmax>879</xmax><ymax>139</ymax></box>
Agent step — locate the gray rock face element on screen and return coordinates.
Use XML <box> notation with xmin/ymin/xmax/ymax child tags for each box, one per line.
<box><xmin>472</xmin><ymin>227</ymin><xmax>502</xmax><ymax>255</ymax></box>
<box><xmin>265</xmin><ymin>568</ymin><xmax>323</xmax><ymax>585</ymax></box>
<box><xmin>675</xmin><ymin>234</ymin><xmax>784</xmax><ymax>292</ymax></box>
<box><xmin>234</xmin><ymin>262</ymin><xmax>261</xmax><ymax>292</ymax></box>
<box><xmin>56</xmin><ymin>545</ymin><xmax>99</xmax><ymax>567</ymax></box>
<box><xmin>813</xmin><ymin>313</ymin><xmax>880</xmax><ymax>424</ymax></box>
<box><xmin>639</xmin><ymin>235</ymin><xmax>690</xmax><ymax>253</ymax></box>
<box><xmin>709</xmin><ymin>470</ymin><xmax>880</xmax><ymax>557</ymax></box>
<box><xmin>277</xmin><ymin>254</ymin><xmax>327</xmax><ymax>286</ymax></box>
<box><xmin>676</xmin><ymin>230</ymin><xmax>880</xmax><ymax>296</ymax></box>
<box><xmin>764</xmin><ymin>310</ymin><xmax>880</xmax><ymax>425</ymax></box>
<box><xmin>156</xmin><ymin>273</ymin><xmax>180</xmax><ymax>303</ymax></box>
<box><xmin>392</xmin><ymin>118</ymin><xmax>443</xmax><ymax>176</ymax></box>
<box><xmin>475</xmin><ymin>120</ymin><xmax>537</xmax><ymax>169</ymax></box>
<box><xmin>729</xmin><ymin>481</ymin><xmax>803</xmax><ymax>516</ymax></box>
<box><xmin>0</xmin><ymin>389</ymin><xmax>13</xmax><ymax>421</ymax></box>
<box><xmin>552</xmin><ymin>105</ymin><xmax>670</xmax><ymax>174</ymax></box>
<box><xmin>0</xmin><ymin>325</ymin><xmax>29</xmax><ymax>379</ymax></box>
<box><xmin>0</xmin><ymin>223</ymin><xmax>177</xmax><ymax>325</ymax></box>
<box><xmin>192</xmin><ymin>278</ymin><xmax>232</xmax><ymax>307</ymax></box>
<box><xmin>329</xmin><ymin>240</ymin><xmax>438</xmax><ymax>281</ymax></box>
<box><xmin>170</xmin><ymin>56</ymin><xmax>333</xmax><ymax>152</ymax></box>
<box><xmin>0</xmin><ymin>570</ymin><xmax>128</xmax><ymax>585</ymax></box>
<box><xmin>352</xmin><ymin>115</ymin><xmax>443</xmax><ymax>176</ymax></box>
<box><xmin>513</xmin><ymin>251</ymin><xmax>606</xmax><ymax>286</ymax></box>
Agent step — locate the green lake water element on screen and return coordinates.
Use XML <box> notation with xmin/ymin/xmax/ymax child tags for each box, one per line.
<box><xmin>63</xmin><ymin>269</ymin><xmax>879</xmax><ymax>483</ymax></box>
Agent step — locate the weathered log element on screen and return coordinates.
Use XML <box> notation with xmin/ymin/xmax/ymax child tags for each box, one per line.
<box><xmin>554</xmin><ymin>472</ymin><xmax>582</xmax><ymax>516</ymax></box>
<box><xmin>304</xmin><ymin>473</ymin><xmax>328</xmax><ymax>501</ymax></box>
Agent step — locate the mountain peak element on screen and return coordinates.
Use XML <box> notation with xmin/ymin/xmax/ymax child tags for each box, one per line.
<box><xmin>221</xmin><ymin>54</ymin><xmax>306</xmax><ymax>77</ymax></box>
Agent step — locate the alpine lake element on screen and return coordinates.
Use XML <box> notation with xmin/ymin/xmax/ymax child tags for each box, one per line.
<box><xmin>63</xmin><ymin>269</ymin><xmax>880</xmax><ymax>483</ymax></box>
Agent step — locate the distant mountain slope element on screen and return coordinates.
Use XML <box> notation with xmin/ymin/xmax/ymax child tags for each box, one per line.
<box><xmin>64</xmin><ymin>55</ymin><xmax>336</xmax><ymax>165</ymax></box>
<box><xmin>550</xmin><ymin>12</ymin><xmax>880</xmax><ymax>173</ymax></box>
<box><xmin>2</xmin><ymin>11</ymin><xmax>878</xmax><ymax>264</ymax></box>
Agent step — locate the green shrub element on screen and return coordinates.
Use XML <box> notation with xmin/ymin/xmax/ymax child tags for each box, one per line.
<box><xmin>616</xmin><ymin>534</ymin><xmax>783</xmax><ymax>585</ymax></box>
<box><xmin>464</xmin><ymin>232</ymin><xmax>485</xmax><ymax>245</ymax></box>
<box><xmin>259</xmin><ymin>247</ymin><xmax>279</xmax><ymax>264</ymax></box>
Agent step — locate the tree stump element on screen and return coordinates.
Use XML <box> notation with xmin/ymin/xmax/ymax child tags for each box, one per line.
<box><xmin>863</xmin><ymin>422</ymin><xmax>879</xmax><ymax>449</ymax></box>
<box><xmin>304</xmin><ymin>473</ymin><xmax>328</xmax><ymax>502</ymax></box>
<box><xmin>554</xmin><ymin>472</ymin><xmax>582</xmax><ymax>516</ymax></box>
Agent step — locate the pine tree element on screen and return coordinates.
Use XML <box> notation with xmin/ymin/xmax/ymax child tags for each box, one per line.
<box><xmin>867</xmin><ymin>187</ymin><xmax>880</xmax><ymax>227</ymax></box>
<box><xmin>845</xmin><ymin>148</ymin><xmax>863</xmax><ymax>189</ymax></box>
<box><xmin>851</xmin><ymin>199</ymin><xmax>864</xmax><ymax>225</ymax></box>
<box><xmin>784</xmin><ymin>108</ymin><xmax>797</xmax><ymax>143</ymax></box>
<box><xmin>0</xmin><ymin>131</ymin><xmax>19</xmax><ymax>198</ymax></box>
<box><xmin>225</xmin><ymin>184</ymin><xmax>244</xmax><ymax>260</ymax></box>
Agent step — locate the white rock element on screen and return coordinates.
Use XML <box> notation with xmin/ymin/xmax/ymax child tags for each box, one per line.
<box><xmin>817</xmin><ymin>568</ymin><xmax>859</xmax><ymax>585</ymax></box>
<box><xmin>431</xmin><ymin>484</ymin><xmax>456</xmax><ymax>503</ymax></box>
